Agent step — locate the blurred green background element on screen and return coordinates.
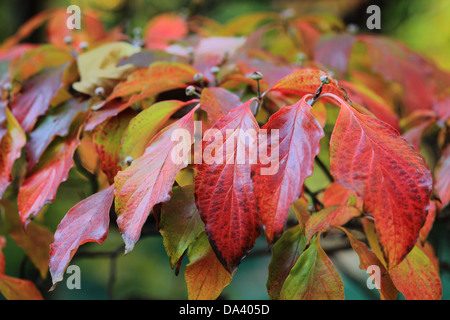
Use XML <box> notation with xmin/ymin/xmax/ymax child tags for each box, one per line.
<box><xmin>0</xmin><ymin>0</ymin><xmax>449</xmax><ymax>300</ymax></box>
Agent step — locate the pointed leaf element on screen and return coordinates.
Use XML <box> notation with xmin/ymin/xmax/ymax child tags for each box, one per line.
<box><xmin>25</xmin><ymin>99</ymin><xmax>88</xmax><ymax>170</ymax></box>
<box><xmin>435</xmin><ymin>145</ymin><xmax>450</xmax><ymax>208</ymax></box>
<box><xmin>194</xmin><ymin>99</ymin><xmax>261</xmax><ymax>273</ymax></box>
<box><xmin>305</xmin><ymin>206</ymin><xmax>360</xmax><ymax>242</ymax></box>
<box><xmin>18</xmin><ymin>118</ymin><xmax>83</xmax><ymax>227</ymax></box>
<box><xmin>114</xmin><ymin>107</ymin><xmax>197</xmax><ymax>253</ymax></box>
<box><xmin>92</xmin><ymin>109</ymin><xmax>136</xmax><ymax>183</ymax></box>
<box><xmin>49</xmin><ymin>185</ymin><xmax>114</xmax><ymax>286</ymax></box>
<box><xmin>267</xmin><ymin>226</ymin><xmax>306</xmax><ymax>300</ymax></box>
<box><xmin>339</xmin><ymin>227</ymin><xmax>397</xmax><ymax>300</ymax></box>
<box><xmin>199</xmin><ymin>87</ymin><xmax>242</xmax><ymax>123</ymax></box>
<box><xmin>185</xmin><ymin>232</ymin><xmax>232</xmax><ymax>300</ymax></box>
<box><xmin>389</xmin><ymin>245</ymin><xmax>442</xmax><ymax>300</ymax></box>
<box><xmin>253</xmin><ymin>96</ymin><xmax>324</xmax><ymax>244</ymax></box>
<box><xmin>0</xmin><ymin>274</ymin><xmax>43</xmax><ymax>300</ymax></box>
<box><xmin>268</xmin><ymin>68</ymin><xmax>345</xmax><ymax>99</ymax></box>
<box><xmin>119</xmin><ymin>100</ymin><xmax>189</xmax><ymax>167</ymax></box>
<box><xmin>280</xmin><ymin>235</ymin><xmax>344</xmax><ymax>300</ymax></box>
<box><xmin>159</xmin><ymin>185</ymin><xmax>204</xmax><ymax>268</ymax></box>
<box><xmin>11</xmin><ymin>64</ymin><xmax>66</xmax><ymax>132</ymax></box>
<box><xmin>2</xmin><ymin>200</ymin><xmax>53</xmax><ymax>279</ymax></box>
<box><xmin>0</xmin><ymin>108</ymin><xmax>26</xmax><ymax>198</ymax></box>
<box><xmin>328</xmin><ymin>94</ymin><xmax>432</xmax><ymax>267</ymax></box>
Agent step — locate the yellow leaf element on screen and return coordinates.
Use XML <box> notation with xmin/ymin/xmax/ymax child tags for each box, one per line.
<box><xmin>72</xmin><ymin>42</ymin><xmax>140</xmax><ymax>96</ymax></box>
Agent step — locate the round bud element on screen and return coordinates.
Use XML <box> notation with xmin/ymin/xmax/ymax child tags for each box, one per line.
<box><xmin>3</xmin><ymin>82</ymin><xmax>13</xmax><ymax>92</ymax></box>
<box><xmin>296</xmin><ymin>52</ymin><xmax>307</xmax><ymax>62</ymax></box>
<box><xmin>125</xmin><ymin>156</ymin><xmax>133</xmax><ymax>166</ymax></box>
<box><xmin>319</xmin><ymin>75</ymin><xmax>330</xmax><ymax>84</ymax></box>
<box><xmin>280</xmin><ymin>8</ymin><xmax>295</xmax><ymax>20</ymax></box>
<box><xmin>193</xmin><ymin>73</ymin><xmax>204</xmax><ymax>82</ymax></box>
<box><xmin>346</xmin><ymin>23</ymin><xmax>359</xmax><ymax>34</ymax></box>
<box><xmin>250</xmin><ymin>71</ymin><xmax>263</xmax><ymax>81</ymax></box>
<box><xmin>95</xmin><ymin>87</ymin><xmax>105</xmax><ymax>97</ymax></box>
<box><xmin>210</xmin><ymin>66</ymin><xmax>220</xmax><ymax>75</ymax></box>
<box><xmin>79</xmin><ymin>41</ymin><xmax>88</xmax><ymax>50</ymax></box>
<box><xmin>185</xmin><ymin>85</ymin><xmax>196</xmax><ymax>96</ymax></box>
<box><xmin>63</xmin><ymin>35</ymin><xmax>73</xmax><ymax>45</ymax></box>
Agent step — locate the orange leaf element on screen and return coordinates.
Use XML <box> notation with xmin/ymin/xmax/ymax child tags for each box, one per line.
<box><xmin>144</xmin><ymin>14</ymin><xmax>187</xmax><ymax>50</ymax></box>
<box><xmin>389</xmin><ymin>245</ymin><xmax>442</xmax><ymax>300</ymax></box>
<box><xmin>185</xmin><ymin>232</ymin><xmax>232</xmax><ymax>300</ymax></box>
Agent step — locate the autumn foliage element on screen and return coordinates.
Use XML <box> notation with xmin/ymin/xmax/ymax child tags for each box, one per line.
<box><xmin>0</xmin><ymin>8</ymin><xmax>448</xmax><ymax>300</ymax></box>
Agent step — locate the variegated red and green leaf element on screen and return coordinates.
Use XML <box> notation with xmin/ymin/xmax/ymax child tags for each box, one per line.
<box><xmin>92</xmin><ymin>109</ymin><xmax>136</xmax><ymax>183</ymax></box>
<box><xmin>159</xmin><ymin>185</ymin><xmax>205</xmax><ymax>269</ymax></box>
<box><xmin>267</xmin><ymin>226</ymin><xmax>306</xmax><ymax>300</ymax></box>
<box><xmin>114</xmin><ymin>106</ymin><xmax>198</xmax><ymax>253</ymax></box>
<box><xmin>119</xmin><ymin>100</ymin><xmax>192</xmax><ymax>167</ymax></box>
<box><xmin>185</xmin><ymin>232</ymin><xmax>232</xmax><ymax>300</ymax></box>
<box><xmin>389</xmin><ymin>245</ymin><xmax>442</xmax><ymax>300</ymax></box>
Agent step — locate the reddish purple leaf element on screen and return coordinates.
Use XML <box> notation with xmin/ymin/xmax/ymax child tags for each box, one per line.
<box><xmin>49</xmin><ymin>185</ymin><xmax>114</xmax><ymax>286</ymax></box>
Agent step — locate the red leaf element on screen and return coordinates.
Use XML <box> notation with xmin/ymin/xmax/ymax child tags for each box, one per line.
<box><xmin>328</xmin><ymin>94</ymin><xmax>432</xmax><ymax>267</ymax></box>
<box><xmin>0</xmin><ymin>236</ymin><xmax>5</xmax><ymax>274</ymax></box>
<box><xmin>194</xmin><ymin>99</ymin><xmax>261</xmax><ymax>273</ymax></box>
<box><xmin>144</xmin><ymin>14</ymin><xmax>188</xmax><ymax>50</ymax></box>
<box><xmin>357</xmin><ymin>35</ymin><xmax>435</xmax><ymax>113</ymax></box>
<box><xmin>0</xmin><ymin>108</ymin><xmax>26</xmax><ymax>198</ymax></box>
<box><xmin>25</xmin><ymin>99</ymin><xmax>88</xmax><ymax>170</ymax></box>
<box><xmin>435</xmin><ymin>145</ymin><xmax>450</xmax><ymax>208</ymax></box>
<box><xmin>200</xmin><ymin>87</ymin><xmax>242</xmax><ymax>123</ymax></box>
<box><xmin>49</xmin><ymin>185</ymin><xmax>114</xmax><ymax>286</ymax></box>
<box><xmin>252</xmin><ymin>96</ymin><xmax>324</xmax><ymax>244</ymax></box>
<box><xmin>314</xmin><ymin>33</ymin><xmax>355</xmax><ymax>78</ymax></box>
<box><xmin>18</xmin><ymin>120</ymin><xmax>82</xmax><ymax>228</ymax></box>
<box><xmin>114</xmin><ymin>107</ymin><xmax>198</xmax><ymax>253</ymax></box>
<box><xmin>339</xmin><ymin>80</ymin><xmax>400</xmax><ymax>131</ymax></box>
<box><xmin>11</xmin><ymin>64</ymin><xmax>66</xmax><ymax>132</ymax></box>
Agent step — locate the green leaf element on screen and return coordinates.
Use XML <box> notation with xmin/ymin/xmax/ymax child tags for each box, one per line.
<box><xmin>119</xmin><ymin>100</ymin><xmax>188</xmax><ymax>167</ymax></box>
<box><xmin>159</xmin><ymin>185</ymin><xmax>204</xmax><ymax>269</ymax></box>
<box><xmin>267</xmin><ymin>226</ymin><xmax>306</xmax><ymax>300</ymax></box>
<box><xmin>280</xmin><ymin>235</ymin><xmax>344</xmax><ymax>300</ymax></box>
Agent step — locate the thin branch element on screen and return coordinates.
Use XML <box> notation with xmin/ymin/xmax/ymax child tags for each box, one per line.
<box><xmin>315</xmin><ymin>157</ymin><xmax>335</xmax><ymax>183</ymax></box>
